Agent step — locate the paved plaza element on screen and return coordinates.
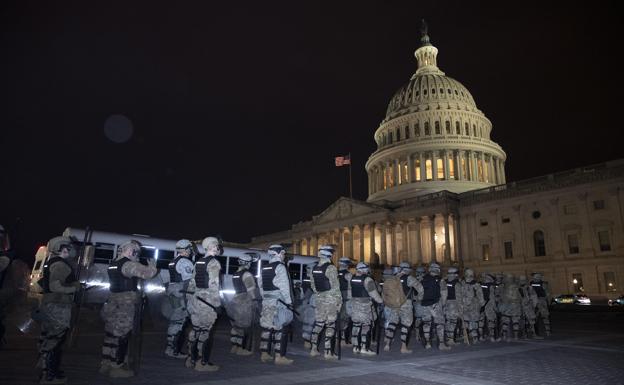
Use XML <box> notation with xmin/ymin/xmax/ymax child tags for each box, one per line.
<box><xmin>1</xmin><ymin>307</ymin><xmax>623</xmax><ymax>385</ymax></box>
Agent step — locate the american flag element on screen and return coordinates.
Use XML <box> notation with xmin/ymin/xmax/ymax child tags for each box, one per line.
<box><xmin>335</xmin><ymin>155</ymin><xmax>351</xmax><ymax>167</ymax></box>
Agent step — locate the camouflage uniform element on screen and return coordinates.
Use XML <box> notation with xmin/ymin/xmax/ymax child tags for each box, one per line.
<box><xmin>337</xmin><ymin>263</ymin><xmax>352</xmax><ymax>345</ymax></box>
<box><xmin>185</xmin><ymin>249</ymin><xmax>222</xmax><ymax>371</ymax></box>
<box><xmin>493</xmin><ymin>273</ymin><xmax>504</xmax><ymax>339</ymax></box>
<box><xmin>441</xmin><ymin>273</ymin><xmax>461</xmax><ymax>345</ymax></box>
<box><xmin>478</xmin><ymin>273</ymin><xmax>497</xmax><ymax>342</ymax></box>
<box><xmin>101</xmin><ymin>243</ymin><xmax>157</xmax><ymax>378</ymax></box>
<box><xmin>310</xmin><ymin>255</ymin><xmax>342</xmax><ymax>359</ymax></box>
<box><xmin>420</xmin><ymin>264</ymin><xmax>448</xmax><ymax>350</ymax></box>
<box><xmin>530</xmin><ymin>274</ymin><xmax>551</xmax><ymax>337</ymax></box>
<box><xmin>259</xmin><ymin>246</ymin><xmax>295</xmax><ymax>365</ymax></box>
<box><xmin>518</xmin><ymin>276</ymin><xmax>538</xmax><ymax>339</ymax></box>
<box><xmin>226</xmin><ymin>264</ymin><xmax>257</xmax><ymax>354</ymax></box>
<box><xmin>297</xmin><ymin>279</ymin><xmax>316</xmax><ymax>348</ymax></box>
<box><xmin>499</xmin><ymin>274</ymin><xmax>521</xmax><ymax>341</ymax></box>
<box><xmin>384</xmin><ymin>270</ymin><xmax>423</xmax><ymax>353</ymax></box>
<box><xmin>412</xmin><ymin>267</ymin><xmax>427</xmax><ymax>342</ymax></box>
<box><xmin>164</xmin><ymin>253</ymin><xmax>193</xmax><ymax>358</ymax></box>
<box><xmin>348</xmin><ymin>270</ymin><xmax>383</xmax><ymax>355</ymax></box>
<box><xmin>37</xmin><ymin>243</ymin><xmax>78</xmax><ymax>384</ymax></box>
<box><xmin>459</xmin><ymin>270</ymin><xmax>485</xmax><ymax>343</ymax></box>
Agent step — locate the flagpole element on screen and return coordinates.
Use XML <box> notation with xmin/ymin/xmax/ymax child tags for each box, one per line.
<box><xmin>348</xmin><ymin>152</ymin><xmax>353</xmax><ymax>199</ymax></box>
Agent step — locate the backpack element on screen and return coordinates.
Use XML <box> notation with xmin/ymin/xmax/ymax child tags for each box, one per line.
<box><xmin>382</xmin><ymin>275</ymin><xmax>406</xmax><ymax>309</ymax></box>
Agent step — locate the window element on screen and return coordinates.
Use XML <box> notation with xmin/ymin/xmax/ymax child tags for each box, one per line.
<box><xmin>405</xmin><ymin>125</ymin><xmax>410</xmax><ymax>139</ymax></box>
<box><xmin>34</xmin><ymin>260</ymin><xmax>43</xmax><ymax>271</ymax></box>
<box><xmin>567</xmin><ymin>234</ymin><xmax>580</xmax><ymax>254</ymax></box>
<box><xmin>572</xmin><ymin>273</ymin><xmax>584</xmax><ymax>292</ymax></box>
<box><xmin>448</xmin><ymin>88</ymin><xmax>451</xmax><ymax>94</ymax></box>
<box><xmin>431</xmin><ymin>88</ymin><xmax>436</xmax><ymax>94</ymax></box>
<box><xmin>94</xmin><ymin>243</ymin><xmax>116</xmax><ymax>264</ymax></box>
<box><xmin>425</xmin><ymin>159</ymin><xmax>433</xmax><ymax>180</ymax></box>
<box><xmin>415</xmin><ymin>123</ymin><xmax>420</xmax><ymax>136</ymax></box>
<box><xmin>533</xmin><ymin>230</ymin><xmax>546</xmax><ymax>256</ymax></box>
<box><xmin>227</xmin><ymin>256</ymin><xmax>240</xmax><ymax>274</ymax></box>
<box><xmin>424</xmin><ymin>89</ymin><xmax>428</xmax><ymax>95</ymax></box>
<box><xmin>416</xmin><ymin>90</ymin><xmax>420</xmax><ymax>97</ymax></box>
<box><xmin>593</xmin><ymin>200</ymin><xmax>605</xmax><ymax>210</ymax></box>
<box><xmin>480</xmin><ymin>219</ymin><xmax>488</xmax><ymax>226</ymax></box>
<box><xmin>440</xmin><ymin>88</ymin><xmax>444</xmax><ymax>94</ymax></box>
<box><xmin>449</xmin><ymin>157</ymin><xmax>455</xmax><ymax>179</ymax></box>
<box><xmin>473</xmin><ymin>124</ymin><xmax>477</xmax><ymax>136</ymax></box>
<box><xmin>598</xmin><ymin>230</ymin><xmax>611</xmax><ymax>251</ymax></box>
<box><xmin>532</xmin><ymin>211</ymin><xmax>541</xmax><ymax>219</ymax></box>
<box><xmin>502</xmin><ymin>217</ymin><xmax>511</xmax><ymax>224</ymax></box>
<box><xmin>465</xmin><ymin>122</ymin><xmax>469</xmax><ymax>135</ymax></box>
<box><xmin>289</xmin><ymin>262</ymin><xmax>302</xmax><ymax>281</ymax></box>
<box><xmin>424</xmin><ymin>122</ymin><xmax>430</xmax><ymax>135</ymax></box>
<box><xmin>437</xmin><ymin>158</ymin><xmax>444</xmax><ymax>180</ymax></box>
<box><xmin>455</xmin><ymin>121</ymin><xmax>460</xmax><ymax>134</ymax></box>
<box><xmin>382</xmin><ymin>134</ymin><xmax>386</xmax><ymax>146</ymax></box>
<box><xmin>435</xmin><ymin>121</ymin><xmax>441</xmax><ymax>135</ymax></box>
<box><xmin>445</xmin><ymin>121</ymin><xmax>451</xmax><ymax>134</ymax></box>
<box><xmin>482</xmin><ymin>244</ymin><xmax>490</xmax><ymax>261</ymax></box>
<box><xmin>415</xmin><ymin>159</ymin><xmax>421</xmax><ymax>181</ymax></box>
<box><xmin>564</xmin><ymin>205</ymin><xmax>577</xmax><ymax>215</ymax></box>
<box><xmin>396</xmin><ymin>128</ymin><xmax>401</xmax><ymax>141</ymax></box>
<box><xmin>388</xmin><ymin>132</ymin><xmax>393</xmax><ymax>144</ymax></box>
<box><xmin>604</xmin><ymin>272</ymin><xmax>616</xmax><ymax>292</ymax></box>
<box><xmin>504</xmin><ymin>241</ymin><xmax>513</xmax><ymax>259</ymax></box>
<box><xmin>401</xmin><ymin>162</ymin><xmax>408</xmax><ymax>184</ymax></box>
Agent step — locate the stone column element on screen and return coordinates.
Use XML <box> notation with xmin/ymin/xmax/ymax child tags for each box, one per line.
<box><xmin>385</xmin><ymin>161</ymin><xmax>391</xmax><ymax>188</ymax></box>
<box><xmin>456</xmin><ymin>151</ymin><xmax>464</xmax><ymax>181</ymax></box>
<box><xmin>452</xmin><ymin>214</ymin><xmax>460</xmax><ymax>262</ymax></box>
<box><xmin>430</xmin><ymin>215</ymin><xmax>437</xmax><ymax>263</ymax></box>
<box><xmin>432</xmin><ymin>151</ymin><xmax>438</xmax><ymax>181</ymax></box>
<box><xmin>408</xmin><ymin>154</ymin><xmax>415</xmax><ymax>183</ymax></box>
<box><xmin>349</xmin><ymin>225</ymin><xmax>356</xmax><ymax>259</ymax></box>
<box><xmin>369</xmin><ymin>223</ymin><xmax>376</xmax><ymax>264</ymax></box>
<box><xmin>501</xmin><ymin>161</ymin><xmax>506</xmax><ymax>184</ymax></box>
<box><xmin>338</xmin><ymin>228</ymin><xmax>345</xmax><ymax>257</ymax></box>
<box><xmin>359</xmin><ymin>224</ymin><xmax>365</xmax><ymax>262</ymax></box>
<box><xmin>472</xmin><ymin>152</ymin><xmax>479</xmax><ymax>182</ymax></box>
<box><xmin>444</xmin><ymin>213</ymin><xmax>451</xmax><ymax>264</ymax></box>
<box><xmin>380</xmin><ymin>223</ymin><xmax>387</xmax><ymax>265</ymax></box>
<box><xmin>390</xmin><ymin>222</ymin><xmax>397</xmax><ymax>265</ymax></box>
<box><xmin>419</xmin><ymin>152</ymin><xmax>426</xmax><ymax>182</ymax></box>
<box><xmin>489</xmin><ymin>155</ymin><xmax>496</xmax><ymax>184</ymax></box>
<box><xmin>402</xmin><ymin>221</ymin><xmax>409</xmax><ymax>263</ymax></box>
<box><xmin>413</xmin><ymin>217</ymin><xmax>422</xmax><ymax>264</ymax></box>
<box><xmin>367</xmin><ymin>170</ymin><xmax>372</xmax><ymax>195</ymax></box>
<box><xmin>393</xmin><ymin>159</ymin><xmax>400</xmax><ymax>186</ymax></box>
<box><xmin>443</xmin><ymin>150</ymin><xmax>450</xmax><ymax>180</ymax></box>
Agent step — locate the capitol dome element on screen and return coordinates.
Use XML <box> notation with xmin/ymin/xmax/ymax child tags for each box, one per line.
<box><xmin>366</xmin><ymin>22</ymin><xmax>507</xmax><ymax>203</ymax></box>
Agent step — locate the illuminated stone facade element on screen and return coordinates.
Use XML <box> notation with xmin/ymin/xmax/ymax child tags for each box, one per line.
<box><xmin>248</xmin><ymin>30</ymin><xmax>624</xmax><ymax>300</ymax></box>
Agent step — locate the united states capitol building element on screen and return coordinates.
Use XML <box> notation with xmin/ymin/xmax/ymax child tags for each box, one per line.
<box><xmin>248</xmin><ymin>28</ymin><xmax>624</xmax><ymax>300</ymax></box>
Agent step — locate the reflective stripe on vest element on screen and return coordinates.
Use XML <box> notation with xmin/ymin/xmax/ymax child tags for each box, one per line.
<box><xmin>312</xmin><ymin>263</ymin><xmax>331</xmax><ymax>292</ymax></box>
<box><xmin>350</xmin><ymin>277</ymin><xmax>369</xmax><ymax>298</ymax></box>
<box><xmin>108</xmin><ymin>258</ymin><xmax>138</xmax><ymax>293</ymax></box>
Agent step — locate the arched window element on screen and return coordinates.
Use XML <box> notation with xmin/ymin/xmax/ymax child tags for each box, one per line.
<box><xmin>445</xmin><ymin>121</ymin><xmax>451</xmax><ymax>134</ymax></box>
<box><xmin>455</xmin><ymin>121</ymin><xmax>460</xmax><ymax>134</ymax></box>
<box><xmin>415</xmin><ymin>122</ymin><xmax>420</xmax><ymax>136</ymax></box>
<box><xmin>435</xmin><ymin>121</ymin><xmax>441</xmax><ymax>135</ymax></box>
<box><xmin>533</xmin><ymin>230</ymin><xmax>546</xmax><ymax>256</ymax></box>
<box><xmin>424</xmin><ymin>122</ymin><xmax>431</xmax><ymax>135</ymax></box>
<box><xmin>388</xmin><ymin>131</ymin><xmax>393</xmax><ymax>144</ymax></box>
<box><xmin>465</xmin><ymin>122</ymin><xmax>469</xmax><ymax>135</ymax></box>
<box><xmin>382</xmin><ymin>134</ymin><xmax>386</xmax><ymax>146</ymax></box>
<box><xmin>396</xmin><ymin>128</ymin><xmax>401</xmax><ymax>141</ymax></box>
<box><xmin>473</xmin><ymin>124</ymin><xmax>477</xmax><ymax>136</ymax></box>
<box><xmin>405</xmin><ymin>125</ymin><xmax>410</xmax><ymax>139</ymax></box>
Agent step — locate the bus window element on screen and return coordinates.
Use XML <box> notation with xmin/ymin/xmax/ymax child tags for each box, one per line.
<box><xmin>93</xmin><ymin>243</ymin><xmax>115</xmax><ymax>264</ymax></box>
<box><xmin>34</xmin><ymin>260</ymin><xmax>43</xmax><ymax>271</ymax></box>
<box><xmin>227</xmin><ymin>257</ymin><xmax>239</xmax><ymax>274</ymax></box>
<box><xmin>289</xmin><ymin>263</ymin><xmax>301</xmax><ymax>281</ymax></box>
<box><xmin>302</xmin><ymin>264</ymin><xmax>311</xmax><ymax>283</ymax></box>
<box><xmin>216</xmin><ymin>256</ymin><xmax>228</xmax><ymax>272</ymax></box>
<box><xmin>139</xmin><ymin>247</ymin><xmax>156</xmax><ymax>265</ymax></box>
<box><xmin>156</xmin><ymin>250</ymin><xmax>175</xmax><ymax>269</ymax></box>
<box><xmin>253</xmin><ymin>260</ymin><xmax>269</xmax><ymax>277</ymax></box>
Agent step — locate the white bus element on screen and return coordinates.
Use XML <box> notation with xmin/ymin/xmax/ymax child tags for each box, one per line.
<box><xmin>30</xmin><ymin>227</ymin><xmax>318</xmax><ymax>306</ymax></box>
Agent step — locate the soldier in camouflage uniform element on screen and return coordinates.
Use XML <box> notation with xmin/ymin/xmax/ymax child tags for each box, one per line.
<box><xmin>459</xmin><ymin>268</ymin><xmax>485</xmax><ymax>344</ymax></box>
<box><xmin>298</xmin><ymin>264</ymin><xmax>316</xmax><ymax>349</ymax></box>
<box><xmin>184</xmin><ymin>237</ymin><xmax>223</xmax><ymax>372</ymax></box>
<box><xmin>164</xmin><ymin>239</ymin><xmax>195</xmax><ymax>359</ymax></box>
<box><xmin>337</xmin><ymin>257</ymin><xmax>352</xmax><ymax>347</ymax></box>
<box><xmin>518</xmin><ymin>275</ymin><xmax>540</xmax><ymax>339</ymax></box>
<box><xmin>499</xmin><ymin>273</ymin><xmax>521</xmax><ymax>341</ymax></box>
<box><xmin>530</xmin><ymin>272</ymin><xmax>551</xmax><ymax>337</ymax></box>
<box><xmin>37</xmin><ymin>236</ymin><xmax>79</xmax><ymax>384</ymax></box>
<box><xmin>421</xmin><ymin>262</ymin><xmax>449</xmax><ymax>350</ymax></box>
<box><xmin>493</xmin><ymin>272</ymin><xmax>504</xmax><ymax>340</ymax></box>
<box><xmin>441</xmin><ymin>266</ymin><xmax>461</xmax><ymax>346</ymax></box>
<box><xmin>412</xmin><ymin>266</ymin><xmax>427</xmax><ymax>343</ymax></box>
<box><xmin>348</xmin><ymin>262</ymin><xmax>382</xmax><ymax>356</ymax></box>
<box><xmin>384</xmin><ymin>262</ymin><xmax>423</xmax><ymax>354</ymax></box>
<box><xmin>100</xmin><ymin>240</ymin><xmax>157</xmax><ymax>378</ymax></box>
<box><xmin>478</xmin><ymin>272</ymin><xmax>497</xmax><ymax>342</ymax></box>
<box><xmin>226</xmin><ymin>253</ymin><xmax>258</xmax><ymax>355</ymax></box>
<box><xmin>310</xmin><ymin>245</ymin><xmax>342</xmax><ymax>360</ymax></box>
<box><xmin>259</xmin><ymin>244</ymin><xmax>295</xmax><ymax>365</ymax></box>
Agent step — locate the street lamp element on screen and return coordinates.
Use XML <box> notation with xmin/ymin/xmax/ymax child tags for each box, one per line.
<box><xmin>573</xmin><ymin>278</ymin><xmax>578</xmax><ymax>284</ymax></box>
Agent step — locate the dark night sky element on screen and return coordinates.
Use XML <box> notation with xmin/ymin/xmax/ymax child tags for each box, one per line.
<box><xmin>2</xmin><ymin>1</ymin><xmax>623</xmax><ymax>263</ymax></box>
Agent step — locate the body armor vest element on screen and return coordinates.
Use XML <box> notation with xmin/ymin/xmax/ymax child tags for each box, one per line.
<box><xmin>41</xmin><ymin>257</ymin><xmax>76</xmax><ymax>293</ymax></box>
<box><xmin>519</xmin><ymin>286</ymin><xmax>526</xmax><ymax>298</ymax></box>
<box><xmin>481</xmin><ymin>282</ymin><xmax>492</xmax><ymax>302</ymax></box>
<box><xmin>312</xmin><ymin>262</ymin><xmax>332</xmax><ymax>292</ymax></box>
<box><xmin>350</xmin><ymin>276</ymin><xmax>369</xmax><ymax>298</ymax></box>
<box><xmin>262</xmin><ymin>261</ymin><xmax>282</xmax><ymax>291</ymax></box>
<box><xmin>338</xmin><ymin>269</ymin><xmax>349</xmax><ymax>291</ymax></box>
<box><xmin>108</xmin><ymin>258</ymin><xmax>138</xmax><ymax>293</ymax></box>
<box><xmin>168</xmin><ymin>255</ymin><xmax>189</xmax><ymax>283</ymax></box>
<box><xmin>446</xmin><ymin>279</ymin><xmax>458</xmax><ymax>300</ymax></box>
<box><xmin>531</xmin><ymin>281</ymin><xmax>546</xmax><ymax>298</ymax></box>
<box><xmin>421</xmin><ymin>274</ymin><xmax>441</xmax><ymax>306</ymax></box>
<box><xmin>194</xmin><ymin>256</ymin><xmax>215</xmax><ymax>289</ymax></box>
<box><xmin>232</xmin><ymin>269</ymin><xmax>250</xmax><ymax>294</ymax></box>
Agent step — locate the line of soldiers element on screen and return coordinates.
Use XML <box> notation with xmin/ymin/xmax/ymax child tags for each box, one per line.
<box><xmin>33</xmin><ymin>234</ymin><xmax>552</xmax><ymax>384</ymax></box>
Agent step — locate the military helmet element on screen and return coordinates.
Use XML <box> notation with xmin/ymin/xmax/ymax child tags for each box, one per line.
<box><xmin>531</xmin><ymin>272</ymin><xmax>543</xmax><ymax>281</ymax></box>
<box><xmin>356</xmin><ymin>262</ymin><xmax>369</xmax><ymax>273</ymax></box>
<box><xmin>268</xmin><ymin>244</ymin><xmax>286</xmax><ymax>257</ymax></box>
<box><xmin>47</xmin><ymin>236</ymin><xmax>73</xmax><ymax>255</ymax></box>
<box><xmin>176</xmin><ymin>239</ymin><xmax>192</xmax><ymax>250</ymax></box>
<box><xmin>415</xmin><ymin>266</ymin><xmax>426</xmax><ymax>275</ymax></box>
<box><xmin>120</xmin><ymin>240</ymin><xmax>142</xmax><ymax>257</ymax></box>
<box><xmin>338</xmin><ymin>257</ymin><xmax>351</xmax><ymax>267</ymax></box>
<box><xmin>429</xmin><ymin>262</ymin><xmax>441</xmax><ymax>275</ymax></box>
<box><xmin>399</xmin><ymin>261</ymin><xmax>412</xmax><ymax>273</ymax></box>
<box><xmin>464</xmin><ymin>268</ymin><xmax>475</xmax><ymax>280</ymax></box>
<box><xmin>447</xmin><ymin>267</ymin><xmax>459</xmax><ymax>275</ymax></box>
<box><xmin>318</xmin><ymin>244</ymin><xmax>335</xmax><ymax>258</ymax></box>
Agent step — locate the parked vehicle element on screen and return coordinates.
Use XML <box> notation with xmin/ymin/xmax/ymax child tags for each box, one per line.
<box><xmin>551</xmin><ymin>293</ymin><xmax>591</xmax><ymax>305</ymax></box>
<box><xmin>608</xmin><ymin>295</ymin><xmax>624</xmax><ymax>306</ymax></box>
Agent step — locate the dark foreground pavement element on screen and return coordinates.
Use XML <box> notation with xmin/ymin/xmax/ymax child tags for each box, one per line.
<box><xmin>1</xmin><ymin>306</ymin><xmax>623</xmax><ymax>385</ymax></box>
